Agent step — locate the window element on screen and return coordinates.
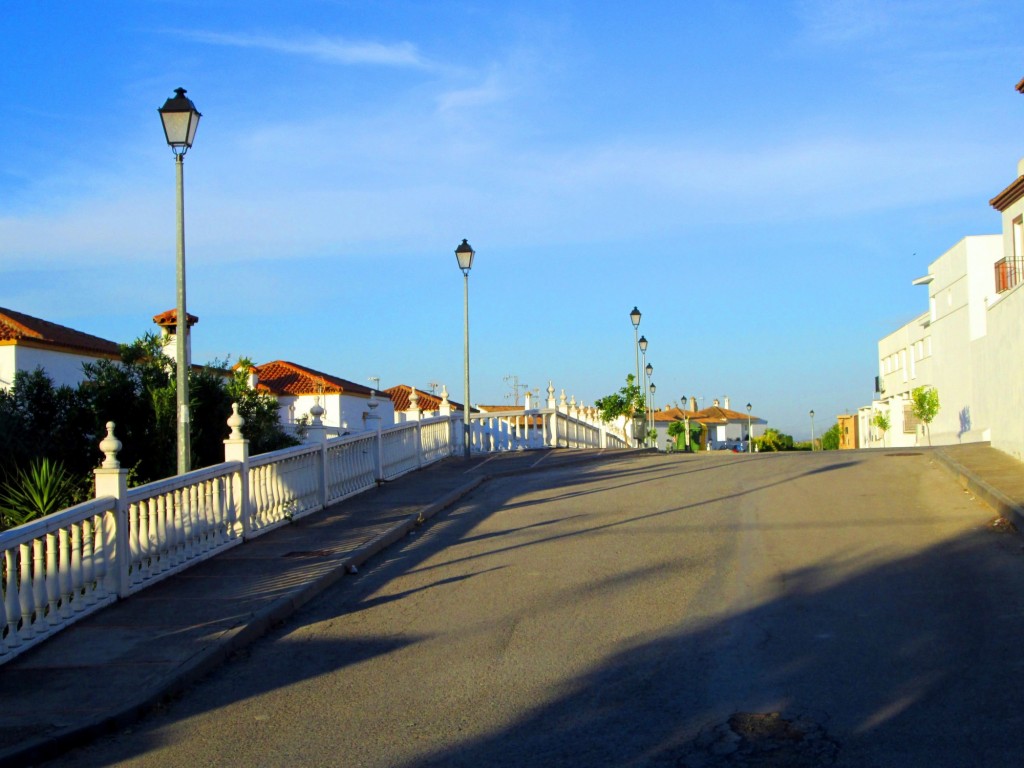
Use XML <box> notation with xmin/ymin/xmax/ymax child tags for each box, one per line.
<box><xmin>903</xmin><ymin>404</ymin><xmax>920</xmax><ymax>434</ymax></box>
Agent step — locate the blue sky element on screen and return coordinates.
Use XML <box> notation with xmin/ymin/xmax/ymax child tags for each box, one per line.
<box><xmin>3</xmin><ymin>1</ymin><xmax>1023</xmax><ymax>438</ymax></box>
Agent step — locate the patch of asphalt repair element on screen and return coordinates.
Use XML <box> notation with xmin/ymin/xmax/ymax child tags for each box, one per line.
<box><xmin>676</xmin><ymin>711</ymin><xmax>839</xmax><ymax>767</ymax></box>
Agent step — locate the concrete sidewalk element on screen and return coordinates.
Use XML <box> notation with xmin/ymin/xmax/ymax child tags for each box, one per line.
<box><xmin>933</xmin><ymin>442</ymin><xmax>1024</xmax><ymax>530</ymax></box>
<box><xmin>0</xmin><ymin>448</ymin><xmax>629</xmax><ymax>768</ymax></box>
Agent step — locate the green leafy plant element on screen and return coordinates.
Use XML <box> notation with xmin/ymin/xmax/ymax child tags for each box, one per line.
<box><xmin>911</xmin><ymin>386</ymin><xmax>940</xmax><ymax>446</ymax></box>
<box><xmin>820</xmin><ymin>423</ymin><xmax>841</xmax><ymax>450</ymax></box>
<box><xmin>595</xmin><ymin>375</ymin><xmax>647</xmax><ymax>445</ymax></box>
<box><xmin>870</xmin><ymin>411</ymin><xmax>891</xmax><ymax>447</ymax></box>
<box><xmin>0</xmin><ymin>458</ymin><xmax>79</xmax><ymax>530</ymax></box>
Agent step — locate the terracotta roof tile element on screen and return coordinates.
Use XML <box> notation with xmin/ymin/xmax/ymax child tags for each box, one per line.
<box><xmin>384</xmin><ymin>385</ymin><xmax>465</xmax><ymax>412</ymax></box>
<box><xmin>152</xmin><ymin>309</ymin><xmax>199</xmax><ymax>328</ymax></box>
<box><xmin>0</xmin><ymin>307</ymin><xmax>120</xmax><ymax>357</ymax></box>
<box><xmin>252</xmin><ymin>361</ymin><xmax>375</xmax><ymax>397</ymax></box>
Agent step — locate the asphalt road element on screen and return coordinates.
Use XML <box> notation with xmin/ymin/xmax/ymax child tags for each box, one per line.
<box><xmin>45</xmin><ymin>450</ymin><xmax>1024</xmax><ymax>767</ymax></box>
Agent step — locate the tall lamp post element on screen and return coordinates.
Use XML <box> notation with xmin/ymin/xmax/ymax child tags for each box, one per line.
<box><xmin>645</xmin><ymin>362</ymin><xmax>654</xmax><ymax>444</ymax></box>
<box><xmin>455</xmin><ymin>239</ymin><xmax>475</xmax><ymax>458</ymax></box>
<box><xmin>810</xmin><ymin>410</ymin><xmax>816</xmax><ymax>451</ymax></box>
<box><xmin>638</xmin><ymin>335</ymin><xmax>649</xmax><ymax>446</ymax></box>
<box><xmin>159</xmin><ymin>88</ymin><xmax>201</xmax><ymax>476</ymax></box>
<box><xmin>629</xmin><ymin>307</ymin><xmax>641</xmax><ymax>390</ymax></box>
<box><xmin>746</xmin><ymin>403</ymin><xmax>753</xmax><ymax>453</ymax></box>
<box><xmin>649</xmin><ymin>382</ymin><xmax>656</xmax><ymax>448</ymax></box>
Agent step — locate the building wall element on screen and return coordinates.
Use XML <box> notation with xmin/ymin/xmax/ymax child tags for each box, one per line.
<box><xmin>926</xmin><ymin>236</ymin><xmax>1000</xmax><ymax>444</ymax></box>
<box><xmin>0</xmin><ymin>345</ymin><xmax>110</xmax><ymax>390</ymax></box>
<box><xmin>980</xmin><ymin>278</ymin><xmax>1024</xmax><ymax>460</ymax></box>
<box><xmin>276</xmin><ymin>392</ymin><xmax>396</xmax><ymax>433</ymax></box>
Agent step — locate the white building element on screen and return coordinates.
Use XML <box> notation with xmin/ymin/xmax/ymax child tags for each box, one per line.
<box><xmin>652</xmin><ymin>397</ymin><xmax>767</xmax><ymax>451</ymax></box>
<box><xmin>862</xmin><ymin>155</ymin><xmax>1024</xmax><ymax>459</ymax></box>
<box><xmin>0</xmin><ymin>307</ymin><xmax>121</xmax><ymax>390</ymax></box>
<box><xmin>246</xmin><ymin>360</ymin><xmax>395</xmax><ymax>433</ymax></box>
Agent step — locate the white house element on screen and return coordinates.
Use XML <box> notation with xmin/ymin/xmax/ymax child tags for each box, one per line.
<box><xmin>247</xmin><ymin>360</ymin><xmax>395</xmax><ymax>433</ymax></box>
<box><xmin>0</xmin><ymin>307</ymin><xmax>121</xmax><ymax>390</ymax></box>
<box><xmin>652</xmin><ymin>397</ymin><xmax>767</xmax><ymax>451</ymax></box>
<box><xmin>861</xmin><ymin>153</ymin><xmax>1024</xmax><ymax>458</ymax></box>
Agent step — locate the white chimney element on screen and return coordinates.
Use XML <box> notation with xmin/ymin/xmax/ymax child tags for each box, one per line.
<box><xmin>724</xmin><ymin>396</ymin><xmax>731</xmax><ymax>410</ymax></box>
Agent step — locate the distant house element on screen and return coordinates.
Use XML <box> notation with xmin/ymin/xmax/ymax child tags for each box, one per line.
<box><xmin>384</xmin><ymin>384</ymin><xmax>469</xmax><ymax>421</ymax></box>
<box><xmin>247</xmin><ymin>360</ymin><xmax>395</xmax><ymax>433</ymax></box>
<box><xmin>0</xmin><ymin>307</ymin><xmax>121</xmax><ymax>390</ymax></box>
<box><xmin>652</xmin><ymin>397</ymin><xmax>766</xmax><ymax>451</ymax></box>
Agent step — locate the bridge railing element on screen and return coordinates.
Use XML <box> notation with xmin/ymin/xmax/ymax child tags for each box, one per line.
<box><xmin>0</xmin><ymin>398</ymin><xmax>626</xmax><ymax>664</ymax></box>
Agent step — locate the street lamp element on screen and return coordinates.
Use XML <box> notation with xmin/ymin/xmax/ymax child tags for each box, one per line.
<box><xmin>810</xmin><ymin>410</ymin><xmax>816</xmax><ymax>451</ymax></box>
<box><xmin>645</xmin><ymin>362</ymin><xmax>654</xmax><ymax>444</ymax></box>
<box><xmin>746</xmin><ymin>402</ymin><xmax>752</xmax><ymax>453</ymax></box>
<box><xmin>455</xmin><ymin>239</ymin><xmax>475</xmax><ymax>458</ymax></box>
<box><xmin>649</xmin><ymin>381</ymin><xmax>656</xmax><ymax>448</ymax></box>
<box><xmin>158</xmin><ymin>87</ymin><xmax>201</xmax><ymax>475</ymax></box>
<box><xmin>630</xmin><ymin>306</ymin><xmax>641</xmax><ymax>393</ymax></box>
<box><xmin>638</xmin><ymin>336</ymin><xmax>649</xmax><ymax>446</ymax></box>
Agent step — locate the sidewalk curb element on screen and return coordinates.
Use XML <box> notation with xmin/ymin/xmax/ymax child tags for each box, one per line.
<box><xmin>3</xmin><ymin>476</ymin><xmax>487</xmax><ymax>768</ymax></box>
<box><xmin>932</xmin><ymin>449</ymin><xmax>1024</xmax><ymax>531</ymax></box>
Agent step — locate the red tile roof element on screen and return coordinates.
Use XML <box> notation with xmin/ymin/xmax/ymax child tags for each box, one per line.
<box><xmin>990</xmin><ymin>172</ymin><xmax>1024</xmax><ymax>212</ymax></box>
<box><xmin>152</xmin><ymin>309</ymin><xmax>199</xmax><ymax>328</ymax></box>
<box><xmin>251</xmin><ymin>360</ymin><xmax>375</xmax><ymax>397</ymax></box>
<box><xmin>0</xmin><ymin>307</ymin><xmax>120</xmax><ymax>358</ymax></box>
<box><xmin>384</xmin><ymin>384</ymin><xmax>465</xmax><ymax>412</ymax></box>
<box><xmin>652</xmin><ymin>405</ymin><xmax>763</xmax><ymax>424</ymax></box>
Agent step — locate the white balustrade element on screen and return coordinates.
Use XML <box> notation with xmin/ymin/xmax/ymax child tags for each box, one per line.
<box><xmin>0</xmin><ymin>384</ymin><xmax>626</xmax><ymax>665</ymax></box>
<box><xmin>0</xmin><ymin>497</ymin><xmax>116</xmax><ymax>660</ymax></box>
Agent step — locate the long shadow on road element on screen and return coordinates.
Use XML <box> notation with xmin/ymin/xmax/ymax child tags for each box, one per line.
<box><xmin>45</xmin><ymin>451</ymin><xmax>1024</xmax><ymax>767</ymax></box>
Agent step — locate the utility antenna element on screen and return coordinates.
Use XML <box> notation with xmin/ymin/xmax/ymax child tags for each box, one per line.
<box><xmin>367</xmin><ymin>376</ymin><xmax>380</xmax><ymax>392</ymax></box>
<box><xmin>427</xmin><ymin>381</ymin><xmax>441</xmax><ymax>395</ymax></box>
<box><xmin>503</xmin><ymin>374</ymin><xmax>529</xmax><ymax>405</ymax></box>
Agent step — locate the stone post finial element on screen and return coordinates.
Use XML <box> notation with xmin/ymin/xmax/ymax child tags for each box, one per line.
<box><xmin>99</xmin><ymin>421</ymin><xmax>122</xmax><ymax>469</ymax></box>
<box><xmin>310</xmin><ymin>396</ymin><xmax>325</xmax><ymax>426</ymax></box>
<box><xmin>559</xmin><ymin>389</ymin><xmax>567</xmax><ymax>407</ymax></box>
<box><xmin>409</xmin><ymin>387</ymin><xmax>420</xmax><ymax>409</ymax></box>
<box><xmin>227</xmin><ymin>402</ymin><xmax>246</xmax><ymax>440</ymax></box>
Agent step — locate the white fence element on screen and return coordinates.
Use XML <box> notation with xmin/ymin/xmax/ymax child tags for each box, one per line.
<box><xmin>0</xmin><ymin>403</ymin><xmax>626</xmax><ymax>664</ymax></box>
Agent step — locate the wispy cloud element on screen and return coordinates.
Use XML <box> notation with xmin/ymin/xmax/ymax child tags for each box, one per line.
<box><xmin>179</xmin><ymin>30</ymin><xmax>431</xmax><ymax>68</ymax></box>
<box><xmin>436</xmin><ymin>73</ymin><xmax>506</xmax><ymax>112</ymax></box>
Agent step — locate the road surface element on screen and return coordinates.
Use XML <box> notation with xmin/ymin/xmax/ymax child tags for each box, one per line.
<box><xmin>47</xmin><ymin>450</ymin><xmax>1024</xmax><ymax>767</ymax></box>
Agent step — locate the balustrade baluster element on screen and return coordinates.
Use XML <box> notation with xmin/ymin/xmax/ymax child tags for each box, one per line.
<box><xmin>2</xmin><ymin>550</ymin><xmax>17</xmax><ymax>649</ymax></box>
<box><xmin>57</xmin><ymin>529</ymin><xmax>72</xmax><ymax>619</ymax></box>
<box><xmin>43</xmin><ymin>533</ymin><xmax>59</xmax><ymax>625</ymax></box>
<box><xmin>30</xmin><ymin>538</ymin><xmax>47</xmax><ymax>633</ymax></box>
<box><xmin>70</xmin><ymin>524</ymin><xmax>84</xmax><ymax>612</ymax></box>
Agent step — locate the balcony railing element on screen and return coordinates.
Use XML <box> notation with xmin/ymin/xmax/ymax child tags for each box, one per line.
<box><xmin>994</xmin><ymin>257</ymin><xmax>1024</xmax><ymax>293</ymax></box>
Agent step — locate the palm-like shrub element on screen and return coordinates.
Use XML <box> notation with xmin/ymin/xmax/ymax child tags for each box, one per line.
<box><xmin>0</xmin><ymin>458</ymin><xmax>78</xmax><ymax>530</ymax></box>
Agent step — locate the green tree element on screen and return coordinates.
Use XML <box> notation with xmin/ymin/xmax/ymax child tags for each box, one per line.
<box><xmin>820</xmin><ymin>423</ymin><xmax>841</xmax><ymax>450</ymax></box>
<box><xmin>870</xmin><ymin>410</ymin><xmax>891</xmax><ymax>447</ymax></box>
<box><xmin>755</xmin><ymin>427</ymin><xmax>786</xmax><ymax>452</ymax></box>
<box><xmin>0</xmin><ymin>369</ymin><xmax>93</xmax><ymax>502</ymax></box>
<box><xmin>595</xmin><ymin>375</ymin><xmax>647</xmax><ymax>446</ymax></box>
<box><xmin>911</xmin><ymin>386</ymin><xmax>940</xmax><ymax>446</ymax></box>
<box><xmin>80</xmin><ymin>333</ymin><xmax>177</xmax><ymax>483</ymax></box>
